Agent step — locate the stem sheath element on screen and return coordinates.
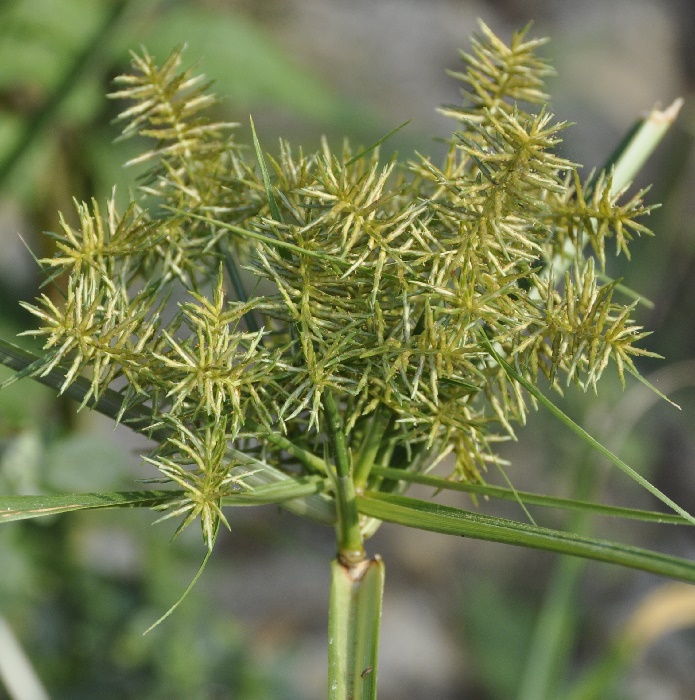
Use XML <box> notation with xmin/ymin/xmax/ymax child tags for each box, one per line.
<box><xmin>328</xmin><ymin>556</ymin><xmax>385</xmax><ymax>700</ymax></box>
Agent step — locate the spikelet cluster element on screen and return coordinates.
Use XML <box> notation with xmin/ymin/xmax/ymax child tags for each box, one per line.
<box><xmin>21</xmin><ymin>23</ymin><xmax>657</xmax><ymax>545</ymax></box>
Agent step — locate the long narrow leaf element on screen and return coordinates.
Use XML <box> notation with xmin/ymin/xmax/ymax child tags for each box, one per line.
<box><xmin>370</xmin><ymin>466</ymin><xmax>691</xmax><ymax>525</ymax></box>
<box><xmin>0</xmin><ymin>338</ymin><xmax>157</xmax><ymax>434</ymax></box>
<box><xmin>344</xmin><ymin>119</ymin><xmax>411</xmax><ymax>166</ymax></box>
<box><xmin>221</xmin><ymin>475</ymin><xmax>328</xmax><ymax>506</ymax></box>
<box><xmin>0</xmin><ymin>339</ymin><xmax>337</xmax><ymax>524</ymax></box>
<box><xmin>227</xmin><ymin>447</ymin><xmax>336</xmax><ymax>524</ymax></box>
<box><xmin>537</xmin><ymin>99</ymin><xmax>681</xmax><ymax>295</ymax></box>
<box><xmin>608</xmin><ymin>98</ymin><xmax>683</xmax><ymax>195</ymax></box>
<box><xmin>357</xmin><ymin>492</ymin><xmax>695</xmax><ymax>584</ymax></box>
<box><xmin>144</xmin><ymin>525</ymin><xmax>219</xmax><ymax>635</ymax></box>
<box><xmin>1</xmin><ymin>477</ymin><xmax>332</xmax><ymax>525</ymax></box>
<box><xmin>250</xmin><ymin>116</ymin><xmax>282</xmax><ymax>222</ymax></box>
<box><xmin>0</xmin><ymin>490</ymin><xmax>181</xmax><ymax>523</ymax></box>
<box><xmin>479</xmin><ymin>333</ymin><xmax>695</xmax><ymax>526</ymax></box>
<box><xmin>169</xmin><ymin>209</ymin><xmax>346</xmax><ymax>262</ymax></box>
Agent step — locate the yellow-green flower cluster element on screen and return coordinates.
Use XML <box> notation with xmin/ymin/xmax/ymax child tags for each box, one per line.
<box><xmin>21</xmin><ymin>22</ymin><xmax>657</xmax><ymax>544</ymax></box>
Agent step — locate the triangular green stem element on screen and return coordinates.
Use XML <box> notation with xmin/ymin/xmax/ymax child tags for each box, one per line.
<box><xmin>323</xmin><ymin>389</ymin><xmax>365</xmax><ymax>563</ymax></box>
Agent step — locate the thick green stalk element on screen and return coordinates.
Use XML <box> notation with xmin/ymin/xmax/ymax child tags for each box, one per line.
<box><xmin>323</xmin><ymin>389</ymin><xmax>365</xmax><ymax>562</ymax></box>
<box><xmin>328</xmin><ymin>556</ymin><xmax>385</xmax><ymax>700</ymax></box>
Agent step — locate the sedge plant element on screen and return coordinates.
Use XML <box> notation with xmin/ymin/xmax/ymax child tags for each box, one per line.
<box><xmin>0</xmin><ymin>21</ymin><xmax>694</xmax><ymax>698</ymax></box>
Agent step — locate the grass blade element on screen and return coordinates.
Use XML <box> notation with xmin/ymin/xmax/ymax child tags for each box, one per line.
<box><xmin>0</xmin><ymin>490</ymin><xmax>181</xmax><ymax>523</ymax></box>
<box><xmin>344</xmin><ymin>119</ymin><xmax>411</xmax><ymax>166</ymax></box>
<box><xmin>357</xmin><ymin>492</ymin><xmax>695</xmax><ymax>583</ymax></box>
<box><xmin>479</xmin><ymin>333</ymin><xmax>695</xmax><ymax>526</ymax></box>
<box><xmin>221</xmin><ymin>475</ymin><xmax>328</xmax><ymax>506</ymax></box>
<box><xmin>144</xmin><ymin>525</ymin><xmax>219</xmax><ymax>635</ymax></box>
<box><xmin>0</xmin><ymin>338</ymin><xmax>163</xmax><ymax>437</ymax></box>
<box><xmin>250</xmin><ymin>116</ymin><xmax>282</xmax><ymax>222</ymax></box>
<box><xmin>369</xmin><ymin>466</ymin><xmax>691</xmax><ymax>525</ymax></box>
<box><xmin>227</xmin><ymin>447</ymin><xmax>336</xmax><ymax>525</ymax></box>
<box><xmin>0</xmin><ymin>340</ymin><xmax>337</xmax><ymax>524</ymax></box>
<box><xmin>168</xmin><ymin>209</ymin><xmax>346</xmax><ymax>262</ymax></box>
<box><xmin>0</xmin><ymin>477</ymin><xmax>331</xmax><ymax>524</ymax></box>
<box><xmin>607</xmin><ymin>99</ymin><xmax>683</xmax><ymax>195</ymax></box>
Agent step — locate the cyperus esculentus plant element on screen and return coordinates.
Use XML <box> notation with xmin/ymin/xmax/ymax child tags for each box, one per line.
<box><xmin>1</xmin><ymin>21</ymin><xmax>693</xmax><ymax>699</ymax></box>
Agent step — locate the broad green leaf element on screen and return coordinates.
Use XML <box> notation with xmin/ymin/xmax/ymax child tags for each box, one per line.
<box><xmin>370</xmin><ymin>466</ymin><xmax>691</xmax><ymax>525</ymax></box>
<box><xmin>357</xmin><ymin>492</ymin><xmax>695</xmax><ymax>584</ymax></box>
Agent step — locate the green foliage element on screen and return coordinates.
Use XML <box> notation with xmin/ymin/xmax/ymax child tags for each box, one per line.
<box><xmin>15</xmin><ymin>22</ymin><xmax>662</xmax><ymax>550</ymax></box>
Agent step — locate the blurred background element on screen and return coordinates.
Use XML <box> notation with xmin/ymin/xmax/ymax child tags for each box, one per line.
<box><xmin>1</xmin><ymin>0</ymin><xmax>695</xmax><ymax>698</ymax></box>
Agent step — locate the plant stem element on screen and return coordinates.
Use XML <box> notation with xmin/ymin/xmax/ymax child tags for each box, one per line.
<box><xmin>328</xmin><ymin>556</ymin><xmax>385</xmax><ymax>700</ymax></box>
<box><xmin>323</xmin><ymin>389</ymin><xmax>365</xmax><ymax>563</ymax></box>
<box><xmin>250</xmin><ymin>424</ymin><xmax>329</xmax><ymax>475</ymax></box>
<box><xmin>353</xmin><ymin>403</ymin><xmax>392</xmax><ymax>491</ymax></box>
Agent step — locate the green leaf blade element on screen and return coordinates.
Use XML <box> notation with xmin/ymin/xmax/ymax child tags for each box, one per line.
<box><xmin>250</xmin><ymin>116</ymin><xmax>282</xmax><ymax>222</ymax></box>
<box><xmin>479</xmin><ymin>332</ymin><xmax>695</xmax><ymax>527</ymax></box>
<box><xmin>0</xmin><ymin>490</ymin><xmax>181</xmax><ymax>523</ymax></box>
<box><xmin>357</xmin><ymin>492</ymin><xmax>695</xmax><ymax>584</ymax></box>
<box><xmin>221</xmin><ymin>475</ymin><xmax>328</xmax><ymax>506</ymax></box>
<box><xmin>370</xmin><ymin>466</ymin><xmax>691</xmax><ymax>525</ymax></box>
